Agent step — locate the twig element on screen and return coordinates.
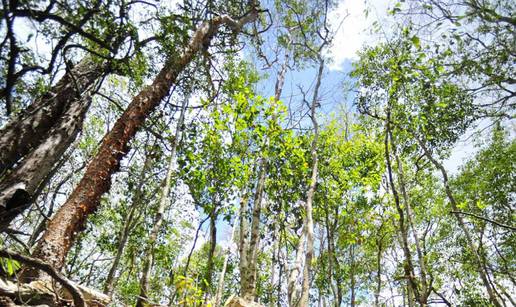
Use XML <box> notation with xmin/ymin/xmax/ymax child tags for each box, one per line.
<box><xmin>450</xmin><ymin>211</ymin><xmax>516</xmax><ymax>231</ymax></box>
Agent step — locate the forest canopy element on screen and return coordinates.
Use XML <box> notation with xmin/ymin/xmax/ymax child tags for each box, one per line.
<box><xmin>0</xmin><ymin>0</ymin><xmax>514</xmax><ymax>306</ymax></box>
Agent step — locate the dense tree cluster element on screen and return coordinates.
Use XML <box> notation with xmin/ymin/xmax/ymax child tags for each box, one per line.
<box><xmin>0</xmin><ymin>0</ymin><xmax>513</xmax><ymax>306</ymax></box>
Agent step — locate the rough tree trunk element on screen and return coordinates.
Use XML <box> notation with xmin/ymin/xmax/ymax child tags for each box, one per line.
<box><xmin>0</xmin><ymin>58</ymin><xmax>101</xmax><ymax>176</ymax></box>
<box><xmin>22</xmin><ymin>9</ymin><xmax>259</xmax><ymax>279</ymax></box>
<box><xmin>0</xmin><ymin>59</ymin><xmax>104</xmax><ymax>229</ymax></box>
<box><xmin>0</xmin><ymin>86</ymin><xmax>96</xmax><ymax>229</ymax></box>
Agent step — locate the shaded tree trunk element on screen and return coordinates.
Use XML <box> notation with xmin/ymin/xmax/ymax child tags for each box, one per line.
<box><xmin>0</xmin><ymin>85</ymin><xmax>96</xmax><ymax>229</ymax></box>
<box><xmin>22</xmin><ymin>9</ymin><xmax>259</xmax><ymax>280</ymax></box>
<box><xmin>0</xmin><ymin>58</ymin><xmax>102</xmax><ymax>177</ymax></box>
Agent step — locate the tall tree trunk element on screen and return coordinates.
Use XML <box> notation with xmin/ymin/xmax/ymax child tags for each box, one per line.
<box><xmin>288</xmin><ymin>227</ymin><xmax>305</xmax><ymax>307</ymax></box>
<box><xmin>0</xmin><ymin>83</ymin><xmax>97</xmax><ymax>229</ymax></box>
<box><xmin>241</xmin><ymin>161</ymin><xmax>266</xmax><ymax>300</ymax></box>
<box><xmin>384</xmin><ymin>111</ymin><xmax>420</xmax><ymax>303</ymax></box>
<box><xmin>238</xmin><ymin>191</ymin><xmax>249</xmax><ymax>292</ymax></box>
<box><xmin>350</xmin><ymin>244</ymin><xmax>356</xmax><ymax>307</ymax></box>
<box><xmin>374</xmin><ymin>222</ymin><xmax>384</xmax><ymax>307</ymax></box>
<box><xmin>239</xmin><ymin>37</ymin><xmax>289</xmax><ymax>300</ymax></box>
<box><xmin>202</xmin><ymin>208</ymin><xmax>218</xmax><ymax>299</ymax></box>
<box><xmin>268</xmin><ymin>221</ymin><xmax>279</xmax><ymax>306</ymax></box>
<box><xmin>413</xmin><ymin>136</ymin><xmax>502</xmax><ymax>307</ymax></box>
<box><xmin>395</xmin><ymin>153</ymin><xmax>429</xmax><ymax>305</ymax></box>
<box><xmin>23</xmin><ymin>9</ymin><xmax>259</xmax><ymax>279</ymax></box>
<box><xmin>135</xmin><ymin>99</ymin><xmax>187</xmax><ymax>307</ymax></box>
<box><xmin>104</xmin><ymin>148</ymin><xmax>154</xmax><ymax>296</ymax></box>
<box><xmin>214</xmin><ymin>222</ymin><xmax>237</xmax><ymax>307</ymax></box>
<box><xmin>298</xmin><ymin>57</ymin><xmax>324</xmax><ymax>307</ymax></box>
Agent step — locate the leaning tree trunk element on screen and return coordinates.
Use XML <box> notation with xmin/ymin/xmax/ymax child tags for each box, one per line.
<box><xmin>22</xmin><ymin>8</ymin><xmax>259</xmax><ymax>280</ymax></box>
<box><xmin>0</xmin><ymin>59</ymin><xmax>104</xmax><ymax>229</ymax></box>
<box><xmin>0</xmin><ymin>83</ymin><xmax>97</xmax><ymax>230</ymax></box>
<box><xmin>0</xmin><ymin>57</ymin><xmax>102</xmax><ymax>176</ymax></box>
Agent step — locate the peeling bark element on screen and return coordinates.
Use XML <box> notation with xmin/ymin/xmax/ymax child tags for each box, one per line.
<box><xmin>23</xmin><ymin>9</ymin><xmax>259</xmax><ymax>279</ymax></box>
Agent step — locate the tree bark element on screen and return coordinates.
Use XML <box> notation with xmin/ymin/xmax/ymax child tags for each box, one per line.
<box><xmin>202</xmin><ymin>209</ymin><xmax>218</xmax><ymax>299</ymax></box>
<box><xmin>241</xmin><ymin>160</ymin><xmax>266</xmax><ymax>300</ymax></box>
<box><xmin>23</xmin><ymin>9</ymin><xmax>259</xmax><ymax>279</ymax></box>
<box><xmin>384</xmin><ymin>110</ymin><xmax>420</xmax><ymax>303</ymax></box>
<box><xmin>0</xmin><ymin>57</ymin><xmax>102</xmax><ymax>177</ymax></box>
<box><xmin>0</xmin><ymin>85</ymin><xmax>95</xmax><ymax>229</ymax></box>
<box><xmin>288</xmin><ymin>227</ymin><xmax>305</xmax><ymax>307</ymax></box>
<box><xmin>394</xmin><ymin>153</ymin><xmax>430</xmax><ymax>305</ymax></box>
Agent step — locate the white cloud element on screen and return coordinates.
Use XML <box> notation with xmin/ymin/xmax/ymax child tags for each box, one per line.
<box><xmin>327</xmin><ymin>0</ymin><xmax>393</xmax><ymax>70</ymax></box>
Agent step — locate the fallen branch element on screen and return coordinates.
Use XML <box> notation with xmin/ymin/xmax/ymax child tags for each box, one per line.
<box><xmin>0</xmin><ymin>249</ymin><xmax>85</xmax><ymax>307</ymax></box>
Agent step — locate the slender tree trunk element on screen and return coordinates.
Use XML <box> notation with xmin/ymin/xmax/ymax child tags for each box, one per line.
<box><xmin>288</xmin><ymin>227</ymin><xmax>305</xmax><ymax>307</ymax></box>
<box><xmin>374</xmin><ymin>223</ymin><xmax>384</xmax><ymax>307</ymax></box>
<box><xmin>214</xmin><ymin>221</ymin><xmax>237</xmax><ymax>307</ymax></box>
<box><xmin>238</xmin><ymin>191</ymin><xmax>249</xmax><ymax>292</ymax></box>
<box><xmin>395</xmin><ymin>154</ymin><xmax>429</xmax><ymax>305</ymax></box>
<box><xmin>298</xmin><ymin>57</ymin><xmax>324</xmax><ymax>307</ymax></box>
<box><xmin>202</xmin><ymin>208</ymin><xmax>218</xmax><ymax>299</ymax></box>
<box><xmin>350</xmin><ymin>244</ymin><xmax>356</xmax><ymax>307</ymax></box>
<box><xmin>384</xmin><ymin>111</ymin><xmax>420</xmax><ymax>303</ymax></box>
<box><xmin>413</xmin><ymin>136</ymin><xmax>502</xmax><ymax>307</ymax></box>
<box><xmin>269</xmin><ymin>220</ymin><xmax>279</xmax><ymax>306</ymax></box>
<box><xmin>23</xmin><ymin>9</ymin><xmax>259</xmax><ymax>279</ymax></box>
<box><xmin>135</xmin><ymin>99</ymin><xmax>187</xmax><ymax>307</ymax></box>
<box><xmin>241</xmin><ymin>161</ymin><xmax>266</xmax><ymax>300</ymax></box>
<box><xmin>104</xmin><ymin>150</ymin><xmax>154</xmax><ymax>296</ymax></box>
<box><xmin>240</xmin><ymin>35</ymin><xmax>290</xmax><ymax>301</ymax></box>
